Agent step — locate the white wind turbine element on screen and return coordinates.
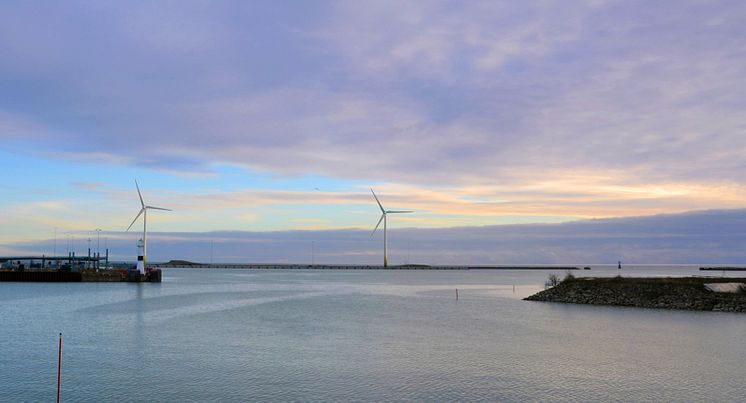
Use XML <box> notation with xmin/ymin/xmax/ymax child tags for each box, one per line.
<box><xmin>126</xmin><ymin>180</ymin><xmax>171</xmax><ymax>270</ymax></box>
<box><xmin>371</xmin><ymin>188</ymin><xmax>413</xmax><ymax>267</ymax></box>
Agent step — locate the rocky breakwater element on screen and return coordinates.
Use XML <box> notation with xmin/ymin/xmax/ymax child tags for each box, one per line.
<box><xmin>524</xmin><ymin>276</ymin><xmax>746</xmax><ymax>312</ymax></box>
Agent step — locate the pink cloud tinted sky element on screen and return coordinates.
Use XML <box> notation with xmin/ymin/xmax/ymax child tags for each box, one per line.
<box><xmin>1</xmin><ymin>1</ymin><xmax>746</xmax><ymax>262</ymax></box>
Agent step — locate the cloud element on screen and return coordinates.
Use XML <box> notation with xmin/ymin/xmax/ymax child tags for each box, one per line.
<box><xmin>9</xmin><ymin>208</ymin><xmax>746</xmax><ymax>265</ymax></box>
<box><xmin>1</xmin><ymin>0</ymin><xmax>746</xmax><ymax>229</ymax></box>
<box><xmin>320</xmin><ymin>1</ymin><xmax>591</xmax><ymax>81</ymax></box>
<box><xmin>3</xmin><ymin>174</ymin><xmax>744</xmax><ymax>246</ymax></box>
<box><xmin>71</xmin><ymin>181</ymin><xmax>108</xmax><ymax>191</ymax></box>
<box><xmin>166</xmin><ymin>177</ymin><xmax>746</xmax><ymax>221</ymax></box>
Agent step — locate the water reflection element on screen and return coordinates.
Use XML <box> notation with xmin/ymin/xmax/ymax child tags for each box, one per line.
<box><xmin>1</xmin><ymin>267</ymin><xmax>744</xmax><ymax>402</ymax></box>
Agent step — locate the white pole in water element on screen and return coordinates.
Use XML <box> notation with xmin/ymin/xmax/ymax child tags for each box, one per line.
<box><xmin>56</xmin><ymin>332</ymin><xmax>62</xmax><ymax>403</ymax></box>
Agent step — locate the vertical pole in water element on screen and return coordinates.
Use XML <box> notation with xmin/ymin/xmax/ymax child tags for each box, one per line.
<box><xmin>57</xmin><ymin>333</ymin><xmax>62</xmax><ymax>403</ymax></box>
<box><xmin>456</xmin><ymin>288</ymin><xmax>458</xmax><ymax>301</ymax></box>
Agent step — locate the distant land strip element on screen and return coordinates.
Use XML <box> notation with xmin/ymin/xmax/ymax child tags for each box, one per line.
<box><xmin>700</xmin><ymin>267</ymin><xmax>746</xmax><ymax>271</ymax></box>
<box><xmin>154</xmin><ymin>260</ymin><xmax>582</xmax><ymax>271</ymax></box>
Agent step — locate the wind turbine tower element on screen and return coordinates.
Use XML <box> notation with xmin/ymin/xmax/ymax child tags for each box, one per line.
<box><xmin>126</xmin><ymin>180</ymin><xmax>171</xmax><ymax>273</ymax></box>
<box><xmin>371</xmin><ymin>188</ymin><xmax>413</xmax><ymax>267</ymax></box>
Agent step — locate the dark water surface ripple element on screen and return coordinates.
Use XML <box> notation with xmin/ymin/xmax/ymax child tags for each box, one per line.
<box><xmin>1</xmin><ymin>266</ymin><xmax>744</xmax><ymax>402</ymax></box>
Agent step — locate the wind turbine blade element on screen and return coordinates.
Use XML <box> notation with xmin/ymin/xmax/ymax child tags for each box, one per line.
<box><xmin>126</xmin><ymin>208</ymin><xmax>145</xmax><ymax>231</ymax></box>
<box><xmin>370</xmin><ymin>188</ymin><xmax>385</xmax><ymax>213</ymax></box>
<box><xmin>386</xmin><ymin>210</ymin><xmax>414</xmax><ymax>214</ymax></box>
<box><xmin>146</xmin><ymin>206</ymin><xmax>172</xmax><ymax>211</ymax></box>
<box><xmin>135</xmin><ymin>180</ymin><xmax>145</xmax><ymax>208</ymax></box>
<box><xmin>371</xmin><ymin>214</ymin><xmax>385</xmax><ymax>236</ymax></box>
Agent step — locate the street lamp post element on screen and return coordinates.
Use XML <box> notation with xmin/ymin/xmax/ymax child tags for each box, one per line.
<box><xmin>53</xmin><ymin>227</ymin><xmax>57</xmax><ymax>268</ymax></box>
<box><xmin>87</xmin><ymin>234</ymin><xmax>92</xmax><ymax>270</ymax></box>
<box><xmin>95</xmin><ymin>229</ymin><xmax>102</xmax><ymax>270</ymax></box>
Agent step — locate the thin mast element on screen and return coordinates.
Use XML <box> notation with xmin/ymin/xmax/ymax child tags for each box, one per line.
<box><xmin>384</xmin><ymin>214</ymin><xmax>388</xmax><ymax>267</ymax></box>
<box><xmin>143</xmin><ymin>209</ymin><xmax>147</xmax><ymax>267</ymax></box>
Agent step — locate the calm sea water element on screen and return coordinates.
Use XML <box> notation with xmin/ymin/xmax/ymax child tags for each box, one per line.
<box><xmin>1</xmin><ymin>266</ymin><xmax>744</xmax><ymax>402</ymax></box>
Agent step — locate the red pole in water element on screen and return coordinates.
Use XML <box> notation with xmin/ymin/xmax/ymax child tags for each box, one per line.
<box><xmin>57</xmin><ymin>333</ymin><xmax>62</xmax><ymax>403</ymax></box>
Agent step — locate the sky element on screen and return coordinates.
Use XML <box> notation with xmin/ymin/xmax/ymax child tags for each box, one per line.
<box><xmin>2</xmin><ymin>1</ymin><xmax>746</xmax><ymax>263</ymax></box>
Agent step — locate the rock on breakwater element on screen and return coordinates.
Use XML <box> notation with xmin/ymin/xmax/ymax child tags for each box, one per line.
<box><xmin>524</xmin><ymin>277</ymin><xmax>746</xmax><ymax>312</ymax></box>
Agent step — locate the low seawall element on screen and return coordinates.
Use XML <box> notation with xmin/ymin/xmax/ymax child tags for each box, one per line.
<box><xmin>700</xmin><ymin>267</ymin><xmax>746</xmax><ymax>271</ymax></box>
<box><xmin>155</xmin><ymin>261</ymin><xmax>581</xmax><ymax>271</ymax></box>
<box><xmin>524</xmin><ymin>277</ymin><xmax>746</xmax><ymax>312</ymax></box>
<box><xmin>0</xmin><ymin>269</ymin><xmax>161</xmax><ymax>282</ymax></box>
<box><xmin>0</xmin><ymin>271</ymin><xmax>82</xmax><ymax>282</ymax></box>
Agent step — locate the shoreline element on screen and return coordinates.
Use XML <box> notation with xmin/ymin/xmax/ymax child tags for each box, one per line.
<box><xmin>524</xmin><ymin>276</ymin><xmax>746</xmax><ymax>312</ymax></box>
<box><xmin>154</xmin><ymin>260</ymin><xmax>582</xmax><ymax>270</ymax></box>
<box><xmin>700</xmin><ymin>267</ymin><xmax>746</xmax><ymax>271</ymax></box>
<box><xmin>0</xmin><ymin>269</ymin><xmax>161</xmax><ymax>283</ymax></box>
<box><xmin>154</xmin><ymin>264</ymin><xmax>583</xmax><ymax>270</ymax></box>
